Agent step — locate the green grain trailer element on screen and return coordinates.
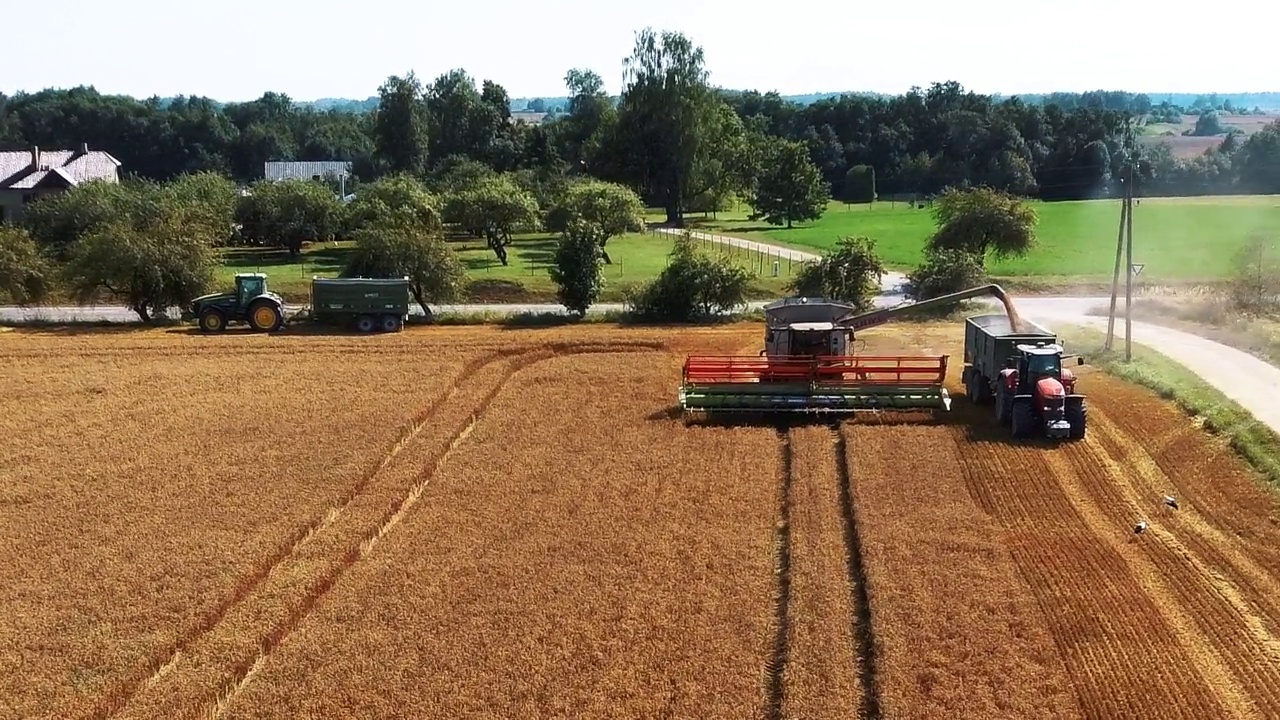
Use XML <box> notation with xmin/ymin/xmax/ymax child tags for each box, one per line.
<box><xmin>309</xmin><ymin>277</ymin><xmax>411</xmax><ymax>332</ymax></box>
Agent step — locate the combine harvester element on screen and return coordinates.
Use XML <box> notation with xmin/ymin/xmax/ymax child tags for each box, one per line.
<box><xmin>678</xmin><ymin>284</ymin><xmax>1016</xmax><ymax>418</ymax></box>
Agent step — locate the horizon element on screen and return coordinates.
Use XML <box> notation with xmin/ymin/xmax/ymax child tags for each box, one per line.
<box><xmin>4</xmin><ymin>0</ymin><xmax>1275</xmax><ymax>104</ymax></box>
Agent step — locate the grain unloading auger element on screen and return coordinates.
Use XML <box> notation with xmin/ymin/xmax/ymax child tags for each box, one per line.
<box><xmin>678</xmin><ymin>284</ymin><xmax>1015</xmax><ymax>417</ymax></box>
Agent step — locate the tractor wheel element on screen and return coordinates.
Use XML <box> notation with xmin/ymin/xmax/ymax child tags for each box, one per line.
<box><xmin>247</xmin><ymin>301</ymin><xmax>284</xmax><ymax>332</ymax></box>
<box><xmin>1011</xmin><ymin>399</ymin><xmax>1036</xmax><ymax>439</ymax></box>
<box><xmin>1066</xmin><ymin>402</ymin><xmax>1087</xmax><ymax>440</ymax></box>
<box><xmin>380</xmin><ymin>314</ymin><xmax>402</xmax><ymax>332</ymax></box>
<box><xmin>974</xmin><ymin>375</ymin><xmax>992</xmax><ymax>405</ymax></box>
<box><xmin>995</xmin><ymin>385</ymin><xmax>1011</xmax><ymax>426</ymax></box>
<box><xmin>198</xmin><ymin>308</ymin><xmax>227</xmax><ymax>333</ymax></box>
<box><xmin>355</xmin><ymin>314</ymin><xmax>376</xmax><ymax>333</ymax></box>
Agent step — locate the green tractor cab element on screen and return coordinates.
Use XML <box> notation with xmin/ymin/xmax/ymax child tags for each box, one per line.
<box><xmin>187</xmin><ymin>273</ymin><xmax>287</xmax><ymax>333</ymax></box>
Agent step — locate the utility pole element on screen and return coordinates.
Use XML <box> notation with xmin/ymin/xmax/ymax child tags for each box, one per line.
<box><xmin>1105</xmin><ymin>178</ymin><xmax>1128</xmax><ymax>351</ymax></box>
<box><xmin>1124</xmin><ymin>120</ymin><xmax>1136</xmax><ymax>361</ymax></box>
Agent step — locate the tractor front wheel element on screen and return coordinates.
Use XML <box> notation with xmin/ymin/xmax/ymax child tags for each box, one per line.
<box><xmin>247</xmin><ymin>301</ymin><xmax>284</xmax><ymax>332</ymax></box>
<box><xmin>1011</xmin><ymin>399</ymin><xmax>1036</xmax><ymax>439</ymax></box>
<box><xmin>1066</xmin><ymin>402</ymin><xmax>1087</xmax><ymax>440</ymax></box>
<box><xmin>995</xmin><ymin>385</ymin><xmax>1012</xmax><ymax>426</ymax></box>
<box><xmin>199</xmin><ymin>308</ymin><xmax>227</xmax><ymax>333</ymax></box>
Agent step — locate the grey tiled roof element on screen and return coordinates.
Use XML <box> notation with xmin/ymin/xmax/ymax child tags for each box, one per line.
<box><xmin>263</xmin><ymin>161</ymin><xmax>351</xmax><ymax>181</ymax></box>
<box><xmin>0</xmin><ymin>148</ymin><xmax>122</xmax><ymax>189</ymax></box>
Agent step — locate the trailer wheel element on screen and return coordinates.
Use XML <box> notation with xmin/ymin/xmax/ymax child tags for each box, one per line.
<box><xmin>1011</xmin><ymin>398</ymin><xmax>1036</xmax><ymax>439</ymax></box>
<box><xmin>974</xmin><ymin>375</ymin><xmax>992</xmax><ymax>405</ymax></box>
<box><xmin>380</xmin><ymin>314</ymin><xmax>402</xmax><ymax>332</ymax></box>
<box><xmin>199</xmin><ymin>308</ymin><xmax>227</xmax><ymax>333</ymax></box>
<box><xmin>355</xmin><ymin>315</ymin><xmax>376</xmax><ymax>333</ymax></box>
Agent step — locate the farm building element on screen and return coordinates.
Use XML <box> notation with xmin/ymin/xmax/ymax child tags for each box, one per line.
<box><xmin>263</xmin><ymin>161</ymin><xmax>351</xmax><ymax>182</ymax></box>
<box><xmin>0</xmin><ymin>144</ymin><xmax>121</xmax><ymax>222</ymax></box>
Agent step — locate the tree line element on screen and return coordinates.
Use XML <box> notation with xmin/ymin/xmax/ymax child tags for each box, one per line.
<box><xmin>4</xmin><ymin>28</ymin><xmax>1278</xmax><ymax>213</ymax></box>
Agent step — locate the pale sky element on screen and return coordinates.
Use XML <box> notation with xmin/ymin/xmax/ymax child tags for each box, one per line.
<box><xmin>7</xmin><ymin>0</ymin><xmax>1275</xmax><ymax>102</ymax></box>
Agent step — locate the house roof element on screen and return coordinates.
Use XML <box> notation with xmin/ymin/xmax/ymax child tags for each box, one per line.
<box><xmin>264</xmin><ymin>161</ymin><xmax>351</xmax><ymax>181</ymax></box>
<box><xmin>0</xmin><ymin>147</ymin><xmax>122</xmax><ymax>190</ymax></box>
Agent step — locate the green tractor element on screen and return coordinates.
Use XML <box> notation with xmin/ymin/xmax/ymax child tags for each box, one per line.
<box><xmin>187</xmin><ymin>273</ymin><xmax>287</xmax><ymax>333</ymax></box>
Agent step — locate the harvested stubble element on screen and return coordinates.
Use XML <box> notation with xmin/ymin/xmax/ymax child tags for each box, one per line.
<box><xmin>841</xmin><ymin>421</ymin><xmax>1082</xmax><ymax>719</ymax></box>
<box><xmin>944</xmin><ymin>365</ymin><xmax>1280</xmax><ymax>718</ymax></box>
<box><xmin>215</xmin><ymin>350</ymin><xmax>782</xmax><ymax>719</ymax></box>
<box><xmin>776</xmin><ymin>425</ymin><xmax>867</xmax><ymax>719</ymax></box>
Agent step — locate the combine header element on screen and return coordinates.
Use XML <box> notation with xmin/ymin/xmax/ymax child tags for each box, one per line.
<box><xmin>678</xmin><ymin>284</ymin><xmax>1013</xmax><ymax>418</ymax></box>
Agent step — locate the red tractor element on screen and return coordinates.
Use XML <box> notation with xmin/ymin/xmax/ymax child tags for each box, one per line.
<box><xmin>996</xmin><ymin>342</ymin><xmax>1086</xmax><ymax>440</ymax></box>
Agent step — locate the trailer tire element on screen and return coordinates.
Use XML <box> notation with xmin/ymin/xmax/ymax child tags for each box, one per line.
<box><xmin>1066</xmin><ymin>401</ymin><xmax>1087</xmax><ymax>440</ymax></box>
<box><xmin>1011</xmin><ymin>398</ymin><xmax>1036</xmax><ymax>439</ymax></box>
<box><xmin>380</xmin><ymin>314</ymin><xmax>402</xmax><ymax>332</ymax></box>
<box><xmin>974</xmin><ymin>375</ymin><xmax>992</xmax><ymax>404</ymax></box>
<box><xmin>355</xmin><ymin>315</ymin><xmax>376</xmax><ymax>333</ymax></box>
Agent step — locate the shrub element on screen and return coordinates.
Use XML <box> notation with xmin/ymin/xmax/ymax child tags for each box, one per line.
<box><xmin>627</xmin><ymin>234</ymin><xmax>751</xmax><ymax>322</ymax></box>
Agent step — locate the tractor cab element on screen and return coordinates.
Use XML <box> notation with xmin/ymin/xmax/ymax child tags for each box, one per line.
<box><xmin>1020</xmin><ymin>345</ymin><xmax>1063</xmax><ymax>382</ymax></box>
<box><xmin>765</xmin><ymin>322</ymin><xmax>849</xmax><ymax>357</ymax></box>
<box><xmin>236</xmin><ymin>273</ymin><xmax>267</xmax><ymax>308</ymax></box>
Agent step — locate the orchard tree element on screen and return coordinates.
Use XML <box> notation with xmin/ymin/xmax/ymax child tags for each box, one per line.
<box><xmin>549</xmin><ymin>218</ymin><xmax>605</xmax><ymax>316</ymax></box>
<box><xmin>344</xmin><ymin>211</ymin><xmax>465</xmax><ymax>318</ymax></box>
<box><xmin>787</xmin><ymin>236</ymin><xmax>885</xmax><ymax>311</ymax></box>
<box><xmin>372</xmin><ymin>72</ymin><xmax>429</xmax><ymax>175</ymax></box>
<box><xmin>234</xmin><ymin>178</ymin><xmax>346</xmax><ymax>256</ymax></box>
<box><xmin>905</xmin><ymin>246</ymin><xmax>987</xmax><ymax>301</ymax></box>
<box><xmin>629</xmin><ymin>233</ymin><xmax>751</xmax><ymax>321</ymax></box>
<box><xmin>160</xmin><ymin>171</ymin><xmax>239</xmax><ymax>246</ymax></box>
<box><xmin>545</xmin><ymin>179</ymin><xmax>645</xmax><ymax>263</ymax></box>
<box><xmin>20</xmin><ymin>179</ymin><xmax>148</xmax><ymax>259</ymax></box>
<box><xmin>0</xmin><ymin>226</ymin><xmax>53</xmax><ymax>305</ymax></box>
<box><xmin>442</xmin><ymin>175</ymin><xmax>540</xmax><ymax>265</ymax></box>
<box><xmin>925</xmin><ymin>185</ymin><xmax>1037</xmax><ymax>264</ymax></box>
<box><xmin>345</xmin><ymin>173</ymin><xmax>441</xmax><ymax>233</ymax></box>
<box><xmin>749</xmin><ymin>137</ymin><xmax>830</xmax><ymax>228</ymax></box>
<box><xmin>62</xmin><ymin>202</ymin><xmax>220</xmax><ymax>323</ymax></box>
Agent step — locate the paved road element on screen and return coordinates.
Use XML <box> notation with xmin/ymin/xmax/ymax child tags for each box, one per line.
<box><xmin>3</xmin><ymin>228</ymin><xmax>1277</xmax><ymax>435</ymax></box>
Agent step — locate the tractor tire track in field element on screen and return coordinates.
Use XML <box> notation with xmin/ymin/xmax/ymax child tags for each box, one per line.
<box><xmin>100</xmin><ymin>341</ymin><xmax>665</xmax><ymax>720</ymax></box>
<box><xmin>832</xmin><ymin>424</ymin><xmax>882</xmax><ymax>719</ymax></box>
<box><xmin>200</xmin><ymin>343</ymin><xmax>665</xmax><ymax>720</ymax></box>
<box><xmin>764</xmin><ymin>426</ymin><xmax>794</xmax><ymax>720</ymax></box>
<box><xmin>950</xmin><ymin>427</ymin><xmax>1230</xmax><ymax>719</ymax></box>
<box><xmin>93</xmin><ymin>345</ymin><xmax>531</xmax><ymax>720</ymax></box>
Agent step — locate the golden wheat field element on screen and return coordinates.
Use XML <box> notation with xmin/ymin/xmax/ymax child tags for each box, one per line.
<box><xmin>3</xmin><ymin>320</ymin><xmax>1280</xmax><ymax>719</ymax></box>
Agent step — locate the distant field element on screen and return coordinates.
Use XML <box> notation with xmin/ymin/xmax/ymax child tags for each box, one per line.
<box><xmin>1139</xmin><ymin>113</ymin><xmax>1274</xmax><ymax>159</ymax></box>
<box><xmin>693</xmin><ymin>196</ymin><xmax>1280</xmax><ymax>287</ymax></box>
<box><xmin>217</xmin><ymin>231</ymin><xmax>796</xmax><ymax>304</ymax></box>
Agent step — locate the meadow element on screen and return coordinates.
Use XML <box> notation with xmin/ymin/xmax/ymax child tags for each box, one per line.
<box><xmin>4</xmin><ymin>321</ymin><xmax>1280</xmax><ymax>718</ymax></box>
<box><xmin>693</xmin><ymin>195</ymin><xmax>1280</xmax><ymax>289</ymax></box>
<box><xmin>218</xmin><ymin>230</ymin><xmax>796</xmax><ymax>304</ymax></box>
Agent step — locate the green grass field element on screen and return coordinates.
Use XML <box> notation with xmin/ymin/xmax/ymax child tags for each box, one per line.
<box><xmin>217</xmin><ymin>230</ymin><xmax>796</xmax><ymax>303</ymax></box>
<box><xmin>689</xmin><ymin>195</ymin><xmax>1280</xmax><ymax>288</ymax></box>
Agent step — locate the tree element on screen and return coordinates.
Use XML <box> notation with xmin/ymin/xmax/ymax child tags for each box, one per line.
<box><xmin>345</xmin><ymin>173</ymin><xmax>441</xmax><ymax>234</ymax></box>
<box><xmin>748</xmin><ymin>137</ymin><xmax>830</xmax><ymax>228</ymax></box>
<box><xmin>904</xmin><ymin>247</ymin><xmax>987</xmax><ymax>301</ymax></box>
<box><xmin>843</xmin><ymin>165</ymin><xmax>877</xmax><ymax>204</ymax></box>
<box><xmin>613</xmin><ymin>28</ymin><xmax>717</xmax><ymax>225</ymax></box>
<box><xmin>1228</xmin><ymin>233</ymin><xmax>1280</xmax><ymax>314</ymax></box>
<box><xmin>628</xmin><ymin>233</ymin><xmax>751</xmax><ymax>321</ymax></box>
<box><xmin>787</xmin><ymin>236</ymin><xmax>885</xmax><ymax>311</ymax></box>
<box><xmin>62</xmin><ymin>209</ymin><xmax>219</xmax><ymax>322</ymax></box>
<box><xmin>372</xmin><ymin>72</ymin><xmax>429</xmax><ymax>175</ymax></box>
<box><xmin>442</xmin><ymin>175</ymin><xmax>540</xmax><ymax>265</ymax></box>
<box><xmin>343</xmin><ymin>211</ymin><xmax>465</xmax><ymax>318</ymax></box>
<box><xmin>925</xmin><ymin>185</ymin><xmax>1037</xmax><ymax>263</ymax></box>
<box><xmin>160</xmin><ymin>171</ymin><xmax>239</xmax><ymax>246</ymax></box>
<box><xmin>549</xmin><ymin>219</ymin><xmax>605</xmax><ymax>316</ymax></box>
<box><xmin>0</xmin><ymin>226</ymin><xmax>53</xmax><ymax>305</ymax></box>
<box><xmin>20</xmin><ymin>179</ymin><xmax>148</xmax><ymax>260</ymax></box>
<box><xmin>545</xmin><ymin>179</ymin><xmax>645</xmax><ymax>263</ymax></box>
<box><xmin>234</xmin><ymin>179</ymin><xmax>346</xmax><ymax>256</ymax></box>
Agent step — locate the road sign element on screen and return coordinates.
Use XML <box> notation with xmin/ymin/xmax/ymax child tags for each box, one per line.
<box><xmin>1131</xmin><ymin>263</ymin><xmax>1145</xmax><ymax>276</ymax></box>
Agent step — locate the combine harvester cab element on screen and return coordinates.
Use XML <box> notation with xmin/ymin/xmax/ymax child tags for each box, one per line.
<box><xmin>679</xmin><ymin>296</ymin><xmax>953</xmax><ymax>418</ymax></box>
